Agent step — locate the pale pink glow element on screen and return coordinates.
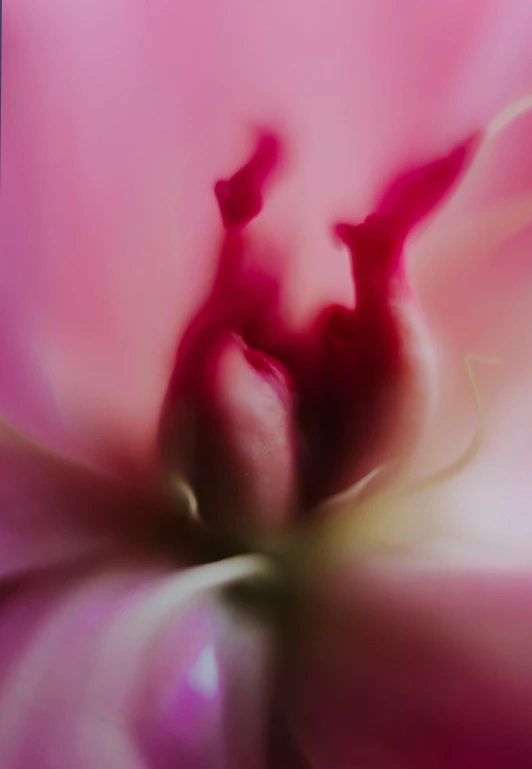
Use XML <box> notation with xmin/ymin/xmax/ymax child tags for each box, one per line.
<box><xmin>2</xmin><ymin>1</ymin><xmax>532</xmax><ymax>768</ymax></box>
<box><xmin>404</xmin><ymin>104</ymin><xmax>532</xmax><ymax>548</ymax></box>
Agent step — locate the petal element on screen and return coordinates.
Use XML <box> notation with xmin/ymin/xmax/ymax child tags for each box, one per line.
<box><xmin>0</xmin><ymin>555</ymin><xmax>273</xmax><ymax>769</ymax></box>
<box><xmin>281</xmin><ymin>562</ymin><xmax>532</xmax><ymax>768</ymax></box>
<box><xmin>3</xmin><ymin>1</ymin><xmax>532</xmax><ymax>467</ymax></box>
<box><xmin>0</xmin><ymin>422</ymin><xmax>127</xmax><ymax>578</ymax></box>
<box><xmin>410</xmin><ymin>99</ymin><xmax>532</xmax><ymax>363</ymax></box>
<box><xmin>402</xmin><ymin>103</ymin><xmax>532</xmax><ymax>549</ymax></box>
<box><xmin>388</xmin><ymin>370</ymin><xmax>532</xmax><ymax>571</ymax></box>
<box><xmin>0</xmin><ymin>418</ymin><xmax>203</xmax><ymax>580</ymax></box>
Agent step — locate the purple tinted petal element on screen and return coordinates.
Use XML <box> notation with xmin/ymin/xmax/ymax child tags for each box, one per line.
<box><xmin>0</xmin><ymin>557</ymin><xmax>272</xmax><ymax>769</ymax></box>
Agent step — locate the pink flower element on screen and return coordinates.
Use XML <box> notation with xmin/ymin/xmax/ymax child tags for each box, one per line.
<box><xmin>2</xmin><ymin>1</ymin><xmax>532</xmax><ymax>767</ymax></box>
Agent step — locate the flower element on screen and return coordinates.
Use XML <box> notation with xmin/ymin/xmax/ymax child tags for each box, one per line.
<box><xmin>2</xmin><ymin>1</ymin><xmax>532</xmax><ymax>768</ymax></box>
<box><xmin>158</xmin><ymin>128</ymin><xmax>475</xmax><ymax>537</ymax></box>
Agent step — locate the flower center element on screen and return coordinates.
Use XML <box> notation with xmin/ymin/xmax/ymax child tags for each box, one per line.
<box><xmin>158</xmin><ymin>130</ymin><xmax>477</xmax><ymax>540</ymax></box>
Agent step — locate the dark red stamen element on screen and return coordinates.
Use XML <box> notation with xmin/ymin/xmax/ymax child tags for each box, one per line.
<box><xmin>214</xmin><ymin>132</ymin><xmax>280</xmax><ymax>230</ymax></box>
<box><xmin>299</xmin><ymin>136</ymin><xmax>479</xmax><ymax>501</ymax></box>
<box><xmin>159</xmin><ymin>133</ymin><xmax>293</xmax><ymax>534</ymax></box>
<box><xmin>375</xmin><ymin>134</ymin><xmax>480</xmax><ymax>231</ymax></box>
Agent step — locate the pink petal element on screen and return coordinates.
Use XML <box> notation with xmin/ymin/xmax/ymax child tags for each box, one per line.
<box><xmin>0</xmin><ymin>556</ymin><xmax>272</xmax><ymax>769</ymax></box>
<box><xmin>3</xmin><ymin>1</ymin><xmax>532</xmax><ymax>468</ymax></box>
<box><xmin>411</xmin><ymin>99</ymin><xmax>532</xmax><ymax>337</ymax></box>
<box><xmin>282</xmin><ymin>562</ymin><xmax>532</xmax><ymax>768</ymax></box>
<box><xmin>0</xmin><ymin>423</ymin><xmax>125</xmax><ymax>577</ymax></box>
<box><xmin>0</xmin><ymin>418</ymin><xmax>204</xmax><ymax>580</ymax></box>
<box><xmin>404</xmin><ymin>101</ymin><xmax>532</xmax><ymax>501</ymax></box>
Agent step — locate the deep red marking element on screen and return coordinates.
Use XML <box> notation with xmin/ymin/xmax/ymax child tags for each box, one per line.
<box><xmin>159</xmin><ymin>131</ymin><xmax>479</xmax><ymax>528</ymax></box>
<box><xmin>214</xmin><ymin>132</ymin><xmax>280</xmax><ymax>230</ymax></box>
